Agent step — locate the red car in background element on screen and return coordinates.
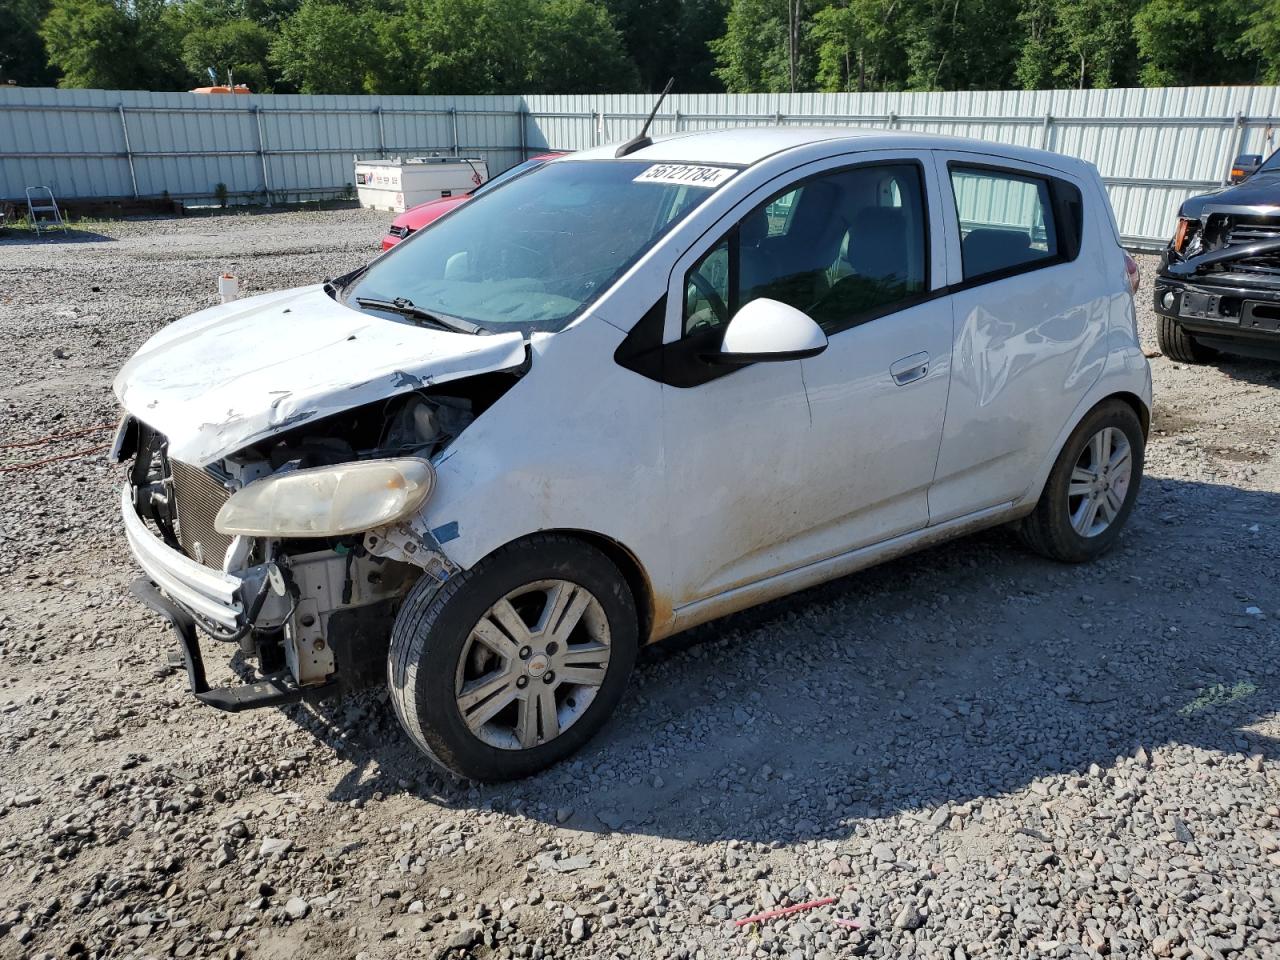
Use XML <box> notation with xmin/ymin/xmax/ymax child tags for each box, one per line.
<box><xmin>380</xmin><ymin>152</ymin><xmax>564</xmax><ymax>250</ymax></box>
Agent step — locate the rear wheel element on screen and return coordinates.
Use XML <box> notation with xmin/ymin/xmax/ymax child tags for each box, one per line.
<box><xmin>388</xmin><ymin>535</ymin><xmax>638</xmax><ymax>781</ymax></box>
<box><xmin>1019</xmin><ymin>400</ymin><xmax>1145</xmax><ymax>563</ymax></box>
<box><xmin>1157</xmin><ymin>315</ymin><xmax>1217</xmax><ymax>364</ymax></box>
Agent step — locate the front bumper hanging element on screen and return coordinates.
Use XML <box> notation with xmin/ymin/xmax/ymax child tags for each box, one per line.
<box><xmin>120</xmin><ymin>484</ymin><xmax>252</xmax><ymax>631</ymax></box>
<box><xmin>121</xmin><ymin>482</ymin><xmax>338</xmax><ymax>711</ymax></box>
<box><xmin>129</xmin><ymin>577</ymin><xmax>336</xmax><ymax>712</ymax></box>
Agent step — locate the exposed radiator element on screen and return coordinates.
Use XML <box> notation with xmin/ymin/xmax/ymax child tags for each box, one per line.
<box><xmin>169</xmin><ymin>459</ymin><xmax>234</xmax><ymax>567</ymax></box>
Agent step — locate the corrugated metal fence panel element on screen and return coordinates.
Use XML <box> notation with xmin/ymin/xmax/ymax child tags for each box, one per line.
<box><xmin>0</xmin><ymin>88</ymin><xmax>528</xmax><ymax>202</ymax></box>
<box><xmin>0</xmin><ymin>87</ymin><xmax>133</xmax><ymax>200</ymax></box>
<box><xmin>523</xmin><ymin>87</ymin><xmax>1280</xmax><ymax>245</ymax></box>
<box><xmin>5</xmin><ymin>85</ymin><xmax>1280</xmax><ymax>244</ymax></box>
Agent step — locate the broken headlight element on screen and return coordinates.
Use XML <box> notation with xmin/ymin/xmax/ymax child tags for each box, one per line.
<box><xmin>1172</xmin><ymin>217</ymin><xmax>1202</xmax><ymax>258</ymax></box>
<box><xmin>214</xmin><ymin>458</ymin><xmax>434</xmax><ymax>538</ymax></box>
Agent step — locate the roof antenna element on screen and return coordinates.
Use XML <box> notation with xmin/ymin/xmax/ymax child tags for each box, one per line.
<box><xmin>615</xmin><ymin>78</ymin><xmax>675</xmax><ymax>158</ymax></box>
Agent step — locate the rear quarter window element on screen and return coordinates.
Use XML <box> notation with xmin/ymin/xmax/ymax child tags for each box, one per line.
<box><xmin>950</xmin><ymin>164</ymin><xmax>1085</xmax><ymax>283</ymax></box>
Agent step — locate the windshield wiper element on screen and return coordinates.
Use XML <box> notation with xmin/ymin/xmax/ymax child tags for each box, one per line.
<box><xmin>325</xmin><ymin>264</ymin><xmax>370</xmax><ymax>298</ymax></box>
<box><xmin>354</xmin><ymin>296</ymin><xmax>484</xmax><ymax>334</ymax></box>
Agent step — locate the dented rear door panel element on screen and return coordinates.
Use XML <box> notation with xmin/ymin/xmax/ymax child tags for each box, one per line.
<box><xmin>928</xmin><ymin>151</ymin><xmax>1112</xmax><ymax>523</ymax></box>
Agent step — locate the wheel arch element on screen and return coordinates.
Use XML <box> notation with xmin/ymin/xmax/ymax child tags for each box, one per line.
<box><xmin>1108</xmin><ymin>390</ymin><xmax>1151</xmax><ymax>438</ymax></box>
<box><xmin>473</xmin><ymin>528</ymin><xmax>663</xmax><ymax>645</ymax></box>
<box><xmin>1020</xmin><ymin>384</ymin><xmax>1151</xmax><ymax>513</ymax></box>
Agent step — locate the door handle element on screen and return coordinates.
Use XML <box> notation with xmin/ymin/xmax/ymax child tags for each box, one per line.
<box><xmin>890</xmin><ymin>351</ymin><xmax>930</xmax><ymax>386</ymax></box>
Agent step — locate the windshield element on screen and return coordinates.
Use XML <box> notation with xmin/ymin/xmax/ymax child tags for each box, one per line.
<box><xmin>345</xmin><ymin>160</ymin><xmax>731</xmax><ymax>334</ymax></box>
<box><xmin>469</xmin><ymin>157</ymin><xmax>548</xmax><ymax>197</ymax></box>
<box><xmin>1259</xmin><ymin>149</ymin><xmax>1280</xmax><ymax>174</ymax></box>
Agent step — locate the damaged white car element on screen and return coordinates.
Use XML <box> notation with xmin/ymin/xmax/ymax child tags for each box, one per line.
<box><xmin>115</xmin><ymin>128</ymin><xmax>1152</xmax><ymax>780</ymax></box>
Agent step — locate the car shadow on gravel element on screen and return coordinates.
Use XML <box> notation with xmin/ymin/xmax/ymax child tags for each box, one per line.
<box><xmin>291</xmin><ymin>477</ymin><xmax>1278</xmax><ymax>845</ymax></box>
<box><xmin>1200</xmin><ymin>349</ymin><xmax>1280</xmax><ymax>378</ymax></box>
<box><xmin>0</xmin><ymin>228</ymin><xmax>117</xmax><ymax>244</ymax></box>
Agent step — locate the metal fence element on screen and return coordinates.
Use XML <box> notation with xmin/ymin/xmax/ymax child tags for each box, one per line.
<box><xmin>3</xmin><ymin>85</ymin><xmax>1280</xmax><ymax>248</ymax></box>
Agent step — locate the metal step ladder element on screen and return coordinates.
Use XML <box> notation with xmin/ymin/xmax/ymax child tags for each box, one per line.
<box><xmin>25</xmin><ymin>186</ymin><xmax>67</xmax><ymax>235</ymax></box>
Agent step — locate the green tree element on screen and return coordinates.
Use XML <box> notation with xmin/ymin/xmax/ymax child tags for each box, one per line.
<box><xmin>529</xmin><ymin>0</ymin><xmax>641</xmax><ymax>92</ymax></box>
<box><xmin>0</xmin><ymin>0</ymin><xmax>59</xmax><ymax>85</ymax></box>
<box><xmin>1015</xmin><ymin>0</ymin><xmax>1062</xmax><ymax>88</ymax></box>
<box><xmin>811</xmin><ymin>0</ymin><xmax>907</xmax><ymax>92</ymax></box>
<box><xmin>671</xmin><ymin>0</ymin><xmax>730</xmax><ymax>91</ymax></box>
<box><xmin>604</xmin><ymin>0</ymin><xmax>730</xmax><ymax>92</ymax></box>
<box><xmin>379</xmin><ymin>0</ymin><xmax>637</xmax><ymax>95</ymax></box>
<box><xmin>41</xmin><ymin>0</ymin><xmax>185</xmax><ymax>89</ymax></box>
<box><xmin>181</xmin><ymin>18</ymin><xmax>273</xmax><ymax>89</ymax></box>
<box><xmin>711</xmin><ymin>0</ymin><xmax>807</xmax><ymax>92</ymax></box>
<box><xmin>378</xmin><ymin>0</ymin><xmax>528</xmax><ymax>94</ymax></box>
<box><xmin>602</xmin><ymin>0</ymin><xmax>680</xmax><ymax>90</ymax></box>
<box><xmin>898</xmin><ymin>0</ymin><xmax>1020</xmax><ymax>91</ymax></box>
<box><xmin>1242</xmin><ymin>0</ymin><xmax>1280</xmax><ymax>82</ymax></box>
<box><xmin>1055</xmin><ymin>0</ymin><xmax>1139</xmax><ymax>88</ymax></box>
<box><xmin>270</xmin><ymin>0</ymin><xmax>378</xmax><ymax>93</ymax></box>
<box><xmin>1134</xmin><ymin>0</ymin><xmax>1253</xmax><ymax>85</ymax></box>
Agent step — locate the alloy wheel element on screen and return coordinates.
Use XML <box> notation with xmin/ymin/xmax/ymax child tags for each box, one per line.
<box><xmin>1067</xmin><ymin>426</ymin><xmax>1133</xmax><ymax>537</ymax></box>
<box><xmin>454</xmin><ymin>579</ymin><xmax>611</xmax><ymax>750</ymax></box>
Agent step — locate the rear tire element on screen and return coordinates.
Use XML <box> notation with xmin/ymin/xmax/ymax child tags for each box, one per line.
<box><xmin>1157</xmin><ymin>315</ymin><xmax>1216</xmax><ymax>364</ymax></box>
<box><xmin>1019</xmin><ymin>400</ymin><xmax>1145</xmax><ymax>563</ymax></box>
<box><xmin>388</xmin><ymin>534</ymin><xmax>638</xmax><ymax>781</ymax></box>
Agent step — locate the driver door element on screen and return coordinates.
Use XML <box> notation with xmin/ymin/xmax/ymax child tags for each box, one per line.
<box><xmin>659</xmin><ymin>229</ymin><xmax>815</xmax><ymax>606</ymax></box>
<box><xmin>659</xmin><ymin>154</ymin><xmax>950</xmax><ymax>608</ymax></box>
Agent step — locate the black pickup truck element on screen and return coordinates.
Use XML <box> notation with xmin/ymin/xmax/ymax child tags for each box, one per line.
<box><xmin>1154</xmin><ymin>150</ymin><xmax>1280</xmax><ymax>362</ymax></box>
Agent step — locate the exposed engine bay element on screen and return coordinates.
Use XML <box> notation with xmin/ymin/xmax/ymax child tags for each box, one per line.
<box><xmin>122</xmin><ymin>370</ymin><xmax>522</xmax><ymax>702</ymax></box>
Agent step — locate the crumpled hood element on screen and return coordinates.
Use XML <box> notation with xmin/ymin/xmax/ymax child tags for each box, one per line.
<box><xmin>1180</xmin><ymin>172</ymin><xmax>1280</xmax><ymax>219</ymax></box>
<box><xmin>114</xmin><ymin>284</ymin><xmax>526</xmax><ymax>466</ymax></box>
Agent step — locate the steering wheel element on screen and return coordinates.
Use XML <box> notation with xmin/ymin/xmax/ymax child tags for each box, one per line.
<box><xmin>687</xmin><ymin>269</ymin><xmax>730</xmax><ymax>328</ymax></box>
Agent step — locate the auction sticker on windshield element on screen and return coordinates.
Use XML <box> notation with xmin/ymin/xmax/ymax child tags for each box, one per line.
<box><xmin>633</xmin><ymin>164</ymin><xmax>736</xmax><ymax>188</ymax></box>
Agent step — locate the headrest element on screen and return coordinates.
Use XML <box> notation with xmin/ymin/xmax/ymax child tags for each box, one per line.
<box><xmin>962</xmin><ymin>228</ymin><xmax>1033</xmax><ymax>276</ymax></box>
<box><xmin>847</xmin><ymin>206</ymin><xmax>908</xmax><ymax>278</ymax></box>
<box><xmin>788</xmin><ymin>180</ymin><xmax>843</xmax><ymax>240</ymax></box>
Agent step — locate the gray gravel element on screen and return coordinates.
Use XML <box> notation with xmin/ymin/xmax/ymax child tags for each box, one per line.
<box><xmin>1</xmin><ymin>209</ymin><xmax>1278</xmax><ymax>960</ymax></box>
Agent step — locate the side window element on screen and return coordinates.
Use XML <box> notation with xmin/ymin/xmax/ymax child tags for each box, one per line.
<box><xmin>684</xmin><ymin>239</ymin><xmax>730</xmax><ymax>334</ymax></box>
<box><xmin>681</xmin><ymin>163</ymin><xmax>928</xmax><ymax>336</ymax></box>
<box><xmin>950</xmin><ymin>166</ymin><xmax>1058</xmax><ymax>281</ymax></box>
<box><xmin>764</xmin><ymin>188</ymin><xmax>802</xmax><ymax>236</ymax></box>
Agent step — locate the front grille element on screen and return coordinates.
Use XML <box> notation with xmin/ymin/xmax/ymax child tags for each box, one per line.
<box><xmin>1226</xmin><ymin>217</ymin><xmax>1280</xmax><ymax>244</ymax></box>
<box><xmin>169</xmin><ymin>460</ymin><xmax>234</xmax><ymax>567</ymax></box>
<box><xmin>1224</xmin><ymin>216</ymin><xmax>1280</xmax><ymax>277</ymax></box>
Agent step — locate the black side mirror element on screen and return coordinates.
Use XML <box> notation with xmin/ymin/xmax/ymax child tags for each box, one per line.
<box><xmin>1230</xmin><ymin>154</ymin><xmax>1262</xmax><ymax>184</ymax></box>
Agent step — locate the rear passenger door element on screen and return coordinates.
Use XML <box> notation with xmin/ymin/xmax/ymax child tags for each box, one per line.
<box><xmin>929</xmin><ymin>152</ymin><xmax>1107</xmax><ymax>523</ymax></box>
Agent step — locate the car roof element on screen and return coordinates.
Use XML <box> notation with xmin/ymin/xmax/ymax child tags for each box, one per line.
<box><xmin>560</xmin><ymin>127</ymin><xmax>1089</xmax><ymax>176</ymax></box>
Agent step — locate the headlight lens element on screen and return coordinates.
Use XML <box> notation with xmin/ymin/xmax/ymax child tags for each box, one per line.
<box><xmin>214</xmin><ymin>458</ymin><xmax>434</xmax><ymax>537</ymax></box>
<box><xmin>1172</xmin><ymin>217</ymin><xmax>1197</xmax><ymax>254</ymax></box>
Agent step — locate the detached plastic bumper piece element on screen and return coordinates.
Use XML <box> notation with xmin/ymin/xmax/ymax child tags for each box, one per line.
<box><xmin>130</xmin><ymin>577</ymin><xmax>336</xmax><ymax>713</ymax></box>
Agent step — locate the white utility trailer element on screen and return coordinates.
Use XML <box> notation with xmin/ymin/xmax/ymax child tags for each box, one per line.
<box><xmin>354</xmin><ymin>156</ymin><xmax>489</xmax><ymax>213</ymax></box>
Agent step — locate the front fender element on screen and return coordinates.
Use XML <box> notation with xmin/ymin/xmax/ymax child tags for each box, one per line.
<box><xmin>409</xmin><ymin>316</ymin><xmax>673</xmax><ymax>631</ymax></box>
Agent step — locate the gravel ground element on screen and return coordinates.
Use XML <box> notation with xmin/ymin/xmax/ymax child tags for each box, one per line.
<box><xmin>1</xmin><ymin>208</ymin><xmax>1277</xmax><ymax>960</ymax></box>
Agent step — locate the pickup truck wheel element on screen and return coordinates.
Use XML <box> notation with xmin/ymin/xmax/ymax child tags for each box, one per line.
<box><xmin>1157</xmin><ymin>315</ymin><xmax>1216</xmax><ymax>364</ymax></box>
<box><xmin>388</xmin><ymin>535</ymin><xmax>638</xmax><ymax>781</ymax></box>
<box><xmin>1019</xmin><ymin>400</ymin><xmax>1145</xmax><ymax>563</ymax></box>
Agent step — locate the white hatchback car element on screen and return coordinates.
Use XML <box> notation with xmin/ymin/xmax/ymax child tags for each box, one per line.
<box><xmin>115</xmin><ymin>128</ymin><xmax>1151</xmax><ymax>780</ymax></box>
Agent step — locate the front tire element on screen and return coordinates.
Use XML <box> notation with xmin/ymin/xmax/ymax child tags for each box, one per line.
<box><xmin>388</xmin><ymin>534</ymin><xmax>638</xmax><ymax>781</ymax></box>
<box><xmin>1019</xmin><ymin>400</ymin><xmax>1145</xmax><ymax>563</ymax></box>
<box><xmin>1157</xmin><ymin>315</ymin><xmax>1217</xmax><ymax>364</ymax></box>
